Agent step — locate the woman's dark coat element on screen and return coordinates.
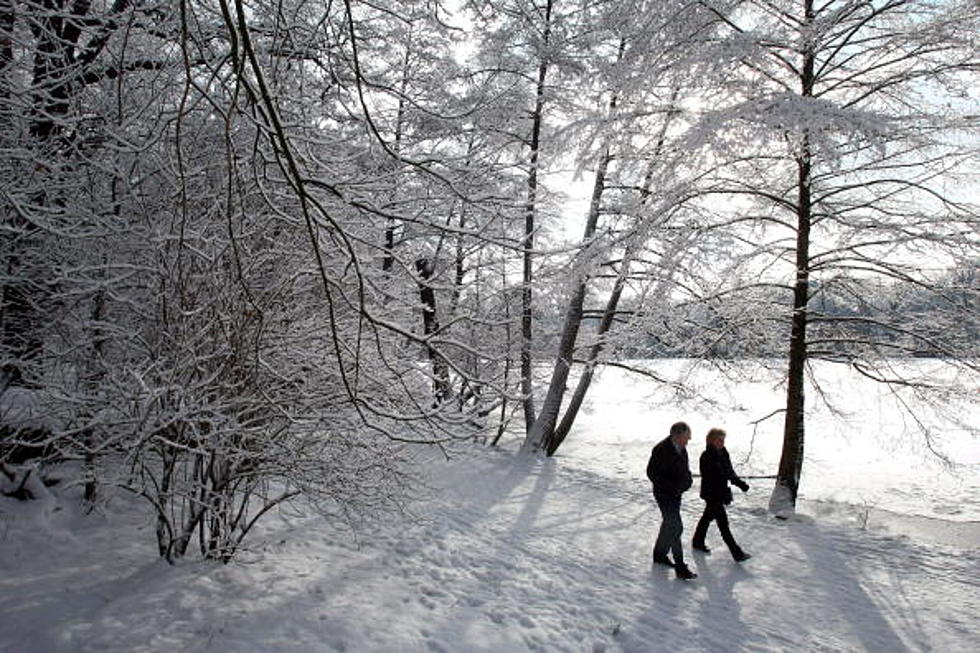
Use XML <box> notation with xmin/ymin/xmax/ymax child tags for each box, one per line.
<box><xmin>699</xmin><ymin>446</ymin><xmax>747</xmax><ymax>505</ymax></box>
<box><xmin>646</xmin><ymin>436</ymin><xmax>693</xmax><ymax>498</ymax></box>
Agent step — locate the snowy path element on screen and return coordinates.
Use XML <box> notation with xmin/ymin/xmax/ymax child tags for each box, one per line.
<box><xmin>1</xmin><ymin>448</ymin><xmax>978</xmax><ymax>652</ymax></box>
<box><xmin>386</xmin><ymin>453</ymin><xmax>980</xmax><ymax>653</ymax></box>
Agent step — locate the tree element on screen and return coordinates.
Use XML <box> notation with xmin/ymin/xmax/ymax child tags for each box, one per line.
<box><xmin>521</xmin><ymin>0</ymin><xmax>739</xmax><ymax>454</ymax></box>
<box><xmin>687</xmin><ymin>0</ymin><xmax>980</xmax><ymax>514</ymax></box>
<box><xmin>466</xmin><ymin>0</ymin><xmax>574</xmax><ymax>432</ymax></box>
<box><xmin>0</xmin><ymin>0</ymin><xmax>502</xmax><ymax>561</ymax></box>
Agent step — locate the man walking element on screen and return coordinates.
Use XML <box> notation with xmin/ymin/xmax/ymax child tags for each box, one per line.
<box><xmin>646</xmin><ymin>421</ymin><xmax>697</xmax><ymax>580</ymax></box>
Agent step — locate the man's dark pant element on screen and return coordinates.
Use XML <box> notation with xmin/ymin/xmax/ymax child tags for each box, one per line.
<box><xmin>692</xmin><ymin>501</ymin><xmax>743</xmax><ymax>556</ymax></box>
<box><xmin>653</xmin><ymin>491</ymin><xmax>684</xmax><ymax>565</ymax></box>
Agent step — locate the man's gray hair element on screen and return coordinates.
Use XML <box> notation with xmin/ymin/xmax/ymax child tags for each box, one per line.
<box><xmin>669</xmin><ymin>421</ymin><xmax>690</xmax><ymax>438</ymax></box>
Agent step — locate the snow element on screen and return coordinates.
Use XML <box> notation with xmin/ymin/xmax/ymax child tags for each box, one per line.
<box><xmin>2</xmin><ymin>362</ymin><xmax>979</xmax><ymax>652</ymax></box>
<box><xmin>562</xmin><ymin>360</ymin><xmax>980</xmax><ymax>522</ymax></box>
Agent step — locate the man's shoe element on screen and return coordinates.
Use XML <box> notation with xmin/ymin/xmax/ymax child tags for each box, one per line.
<box><xmin>675</xmin><ymin>563</ymin><xmax>697</xmax><ymax>580</ymax></box>
<box><xmin>692</xmin><ymin>543</ymin><xmax>711</xmax><ymax>554</ymax></box>
<box><xmin>733</xmin><ymin>551</ymin><xmax>752</xmax><ymax>563</ymax></box>
<box><xmin>653</xmin><ymin>554</ymin><xmax>674</xmax><ymax>567</ymax></box>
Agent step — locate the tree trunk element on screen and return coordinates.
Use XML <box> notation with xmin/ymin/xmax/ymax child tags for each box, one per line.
<box><xmin>4</xmin><ymin>0</ymin><xmax>95</xmax><ymax>385</ymax></box>
<box><xmin>492</xmin><ymin>254</ymin><xmax>515</xmax><ymax>447</ymax></box>
<box><xmin>416</xmin><ymin>258</ymin><xmax>451</xmax><ymax>404</ymax></box>
<box><xmin>520</xmin><ymin>0</ymin><xmax>555</xmax><ymax>433</ymax></box>
<box><xmin>772</xmin><ymin>6</ymin><xmax>815</xmax><ymax>515</ymax></box>
<box><xmin>29</xmin><ymin>0</ymin><xmax>82</xmax><ymax>143</ymax></box>
<box><xmin>381</xmin><ymin>39</ymin><xmax>412</xmax><ymax>273</ymax></box>
<box><xmin>524</xmin><ymin>146</ymin><xmax>611</xmax><ymax>453</ymax></box>
<box><xmin>535</xmin><ymin>60</ymin><xmax>666</xmax><ymax>455</ymax></box>
<box><xmin>0</xmin><ymin>0</ymin><xmax>11</xmax><ymax>104</ymax></box>
<box><xmin>773</xmin><ymin>142</ymin><xmax>812</xmax><ymax>514</ymax></box>
<box><xmin>548</xmin><ymin>259</ymin><xmax>629</xmax><ymax>453</ymax></box>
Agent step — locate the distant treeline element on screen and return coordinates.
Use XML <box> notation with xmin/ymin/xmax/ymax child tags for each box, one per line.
<box><xmin>595</xmin><ymin>267</ymin><xmax>979</xmax><ymax>359</ymax></box>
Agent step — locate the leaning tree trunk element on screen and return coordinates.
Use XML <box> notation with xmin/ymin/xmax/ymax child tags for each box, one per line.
<box><xmin>549</xmin><ymin>139</ymin><xmax>678</xmax><ymax>452</ymax></box>
<box><xmin>524</xmin><ymin>37</ymin><xmax>629</xmax><ymax>454</ymax></box>
<box><xmin>548</xmin><ymin>254</ymin><xmax>629</xmax><ymax>453</ymax></box>
<box><xmin>524</xmin><ymin>147</ymin><xmax>611</xmax><ymax>453</ymax></box>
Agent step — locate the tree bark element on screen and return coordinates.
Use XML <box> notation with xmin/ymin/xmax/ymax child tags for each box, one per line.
<box><xmin>548</xmin><ymin>258</ymin><xmax>628</xmax><ymax>453</ymax></box>
<box><xmin>775</xmin><ymin>138</ymin><xmax>812</xmax><ymax>511</ymax></box>
<box><xmin>381</xmin><ymin>37</ymin><xmax>412</xmax><ymax>273</ymax></box>
<box><xmin>520</xmin><ymin>0</ymin><xmax>555</xmax><ymax>433</ymax></box>
<box><xmin>773</xmin><ymin>0</ymin><xmax>815</xmax><ymax>513</ymax></box>
<box><xmin>417</xmin><ymin>258</ymin><xmax>451</xmax><ymax>404</ymax></box>
<box><xmin>525</xmin><ymin>147</ymin><xmax>611</xmax><ymax>453</ymax></box>
<box><xmin>0</xmin><ymin>0</ymin><xmax>12</xmax><ymax>376</ymax></box>
<box><xmin>0</xmin><ymin>0</ymin><xmax>11</xmax><ymax>104</ymax></box>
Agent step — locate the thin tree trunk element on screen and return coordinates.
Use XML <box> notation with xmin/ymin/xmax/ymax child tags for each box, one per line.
<box><xmin>417</xmin><ymin>258</ymin><xmax>451</xmax><ymax>404</ymax></box>
<box><xmin>520</xmin><ymin>0</ymin><xmax>555</xmax><ymax>433</ymax></box>
<box><xmin>450</xmin><ymin>204</ymin><xmax>467</xmax><ymax>319</ymax></box>
<box><xmin>492</xmin><ymin>248</ymin><xmax>514</xmax><ymax>447</ymax></box>
<box><xmin>382</xmin><ymin>34</ymin><xmax>412</xmax><ymax>272</ymax></box>
<box><xmin>82</xmin><ymin>284</ymin><xmax>105</xmax><ymax>504</ymax></box>
<box><xmin>155</xmin><ymin>445</ymin><xmax>176</xmax><ymax>560</ymax></box>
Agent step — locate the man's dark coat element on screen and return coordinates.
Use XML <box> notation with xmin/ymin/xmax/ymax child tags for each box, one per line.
<box><xmin>699</xmin><ymin>446</ymin><xmax>747</xmax><ymax>505</ymax></box>
<box><xmin>646</xmin><ymin>436</ymin><xmax>693</xmax><ymax>498</ymax></box>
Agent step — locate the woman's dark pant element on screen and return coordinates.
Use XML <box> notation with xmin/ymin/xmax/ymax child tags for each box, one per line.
<box><xmin>653</xmin><ymin>491</ymin><xmax>685</xmax><ymax>565</ymax></box>
<box><xmin>693</xmin><ymin>501</ymin><xmax>743</xmax><ymax>556</ymax></box>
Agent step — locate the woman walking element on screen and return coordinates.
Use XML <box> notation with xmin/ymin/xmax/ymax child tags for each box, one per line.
<box><xmin>692</xmin><ymin>428</ymin><xmax>752</xmax><ymax>562</ymax></box>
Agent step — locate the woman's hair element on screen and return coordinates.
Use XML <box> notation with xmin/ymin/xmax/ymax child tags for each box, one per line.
<box><xmin>707</xmin><ymin>428</ymin><xmax>727</xmax><ymax>441</ymax></box>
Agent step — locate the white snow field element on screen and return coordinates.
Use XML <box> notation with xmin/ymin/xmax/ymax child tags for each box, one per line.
<box><xmin>1</xmin><ymin>360</ymin><xmax>978</xmax><ymax>652</ymax></box>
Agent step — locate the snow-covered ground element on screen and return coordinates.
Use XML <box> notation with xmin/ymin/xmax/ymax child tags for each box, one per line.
<box><xmin>1</xmin><ymin>361</ymin><xmax>978</xmax><ymax>652</ymax></box>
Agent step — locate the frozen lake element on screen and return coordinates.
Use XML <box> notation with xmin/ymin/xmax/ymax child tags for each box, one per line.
<box><xmin>546</xmin><ymin>359</ymin><xmax>980</xmax><ymax>526</ymax></box>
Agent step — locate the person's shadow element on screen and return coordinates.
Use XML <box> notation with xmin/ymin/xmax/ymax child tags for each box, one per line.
<box><xmin>617</xmin><ymin>512</ymin><xmax>755</xmax><ymax>652</ymax></box>
<box><xmin>692</xmin><ymin>552</ymin><xmax>756</xmax><ymax>650</ymax></box>
<box><xmin>620</xmin><ymin>560</ymin><xmax>690</xmax><ymax>651</ymax></box>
